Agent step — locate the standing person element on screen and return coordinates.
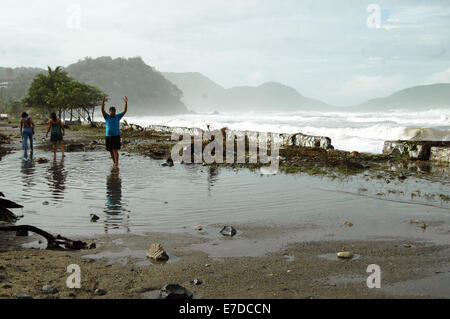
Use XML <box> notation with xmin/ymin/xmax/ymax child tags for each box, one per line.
<box><xmin>46</xmin><ymin>112</ymin><xmax>65</xmax><ymax>158</ymax></box>
<box><xmin>101</xmin><ymin>95</ymin><xmax>128</xmax><ymax>166</ymax></box>
<box><xmin>20</xmin><ymin>112</ymin><xmax>35</xmax><ymax>153</ymax></box>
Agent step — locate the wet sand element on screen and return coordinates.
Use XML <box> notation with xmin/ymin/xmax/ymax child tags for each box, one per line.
<box><xmin>1</xmin><ymin>227</ymin><xmax>449</xmax><ymax>299</ymax></box>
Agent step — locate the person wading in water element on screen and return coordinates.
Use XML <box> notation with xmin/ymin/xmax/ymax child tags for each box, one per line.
<box><xmin>46</xmin><ymin>112</ymin><xmax>65</xmax><ymax>158</ymax></box>
<box><xmin>20</xmin><ymin>112</ymin><xmax>35</xmax><ymax>154</ymax></box>
<box><xmin>101</xmin><ymin>95</ymin><xmax>128</xmax><ymax>166</ymax></box>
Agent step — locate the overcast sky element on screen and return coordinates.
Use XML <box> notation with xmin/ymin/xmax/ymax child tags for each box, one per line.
<box><xmin>1</xmin><ymin>0</ymin><xmax>449</xmax><ymax>105</ymax></box>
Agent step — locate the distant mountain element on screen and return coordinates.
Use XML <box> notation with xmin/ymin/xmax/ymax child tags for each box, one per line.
<box><xmin>162</xmin><ymin>72</ymin><xmax>331</xmax><ymax>112</ymax></box>
<box><xmin>355</xmin><ymin>83</ymin><xmax>450</xmax><ymax>111</ymax></box>
<box><xmin>66</xmin><ymin>57</ymin><xmax>187</xmax><ymax>115</ymax></box>
<box><xmin>0</xmin><ymin>67</ymin><xmax>43</xmax><ymax>111</ymax></box>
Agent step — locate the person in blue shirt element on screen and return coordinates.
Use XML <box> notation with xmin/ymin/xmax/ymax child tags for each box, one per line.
<box><xmin>101</xmin><ymin>95</ymin><xmax>128</xmax><ymax>166</ymax></box>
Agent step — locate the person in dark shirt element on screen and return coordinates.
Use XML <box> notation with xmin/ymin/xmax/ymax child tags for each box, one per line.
<box><xmin>101</xmin><ymin>95</ymin><xmax>128</xmax><ymax>166</ymax></box>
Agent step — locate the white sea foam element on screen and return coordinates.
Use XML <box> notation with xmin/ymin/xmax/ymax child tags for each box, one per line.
<box><xmin>125</xmin><ymin>108</ymin><xmax>450</xmax><ymax>154</ymax></box>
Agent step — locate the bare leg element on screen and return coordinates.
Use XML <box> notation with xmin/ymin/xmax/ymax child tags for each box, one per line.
<box><xmin>60</xmin><ymin>141</ymin><xmax>65</xmax><ymax>157</ymax></box>
<box><xmin>52</xmin><ymin>142</ymin><xmax>57</xmax><ymax>158</ymax></box>
<box><xmin>113</xmin><ymin>149</ymin><xmax>119</xmax><ymax>166</ymax></box>
<box><xmin>110</xmin><ymin>150</ymin><xmax>115</xmax><ymax>163</ymax></box>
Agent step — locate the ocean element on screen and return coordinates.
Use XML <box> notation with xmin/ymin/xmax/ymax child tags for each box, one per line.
<box><xmin>125</xmin><ymin>108</ymin><xmax>450</xmax><ymax>154</ymax></box>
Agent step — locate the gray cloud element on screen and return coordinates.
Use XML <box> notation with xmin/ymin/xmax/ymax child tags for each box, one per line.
<box><xmin>0</xmin><ymin>0</ymin><xmax>449</xmax><ymax>105</ymax></box>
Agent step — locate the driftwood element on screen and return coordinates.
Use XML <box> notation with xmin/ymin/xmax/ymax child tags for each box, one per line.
<box><xmin>0</xmin><ymin>225</ymin><xmax>89</xmax><ymax>250</ymax></box>
<box><xmin>0</xmin><ymin>198</ymin><xmax>23</xmax><ymax>209</ymax></box>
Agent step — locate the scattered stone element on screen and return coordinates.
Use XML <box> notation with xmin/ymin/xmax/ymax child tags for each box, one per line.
<box><xmin>220</xmin><ymin>226</ymin><xmax>237</xmax><ymax>237</ymax></box>
<box><xmin>403</xmin><ymin>243</ymin><xmax>415</xmax><ymax>248</ymax></box>
<box><xmin>161</xmin><ymin>158</ymin><xmax>174</xmax><ymax>167</ymax></box>
<box><xmin>146</xmin><ymin>243</ymin><xmax>169</xmax><ymax>262</ymax></box>
<box><xmin>420</xmin><ymin>222</ymin><xmax>427</xmax><ymax>230</ymax></box>
<box><xmin>13</xmin><ymin>292</ymin><xmax>32</xmax><ymax>299</ymax></box>
<box><xmin>36</xmin><ymin>158</ymin><xmax>49</xmax><ymax>164</ymax></box>
<box><xmin>191</xmin><ymin>278</ymin><xmax>202</xmax><ymax>286</ymax></box>
<box><xmin>90</xmin><ymin>214</ymin><xmax>100</xmax><ymax>222</ymax></box>
<box><xmin>159</xmin><ymin>284</ymin><xmax>193</xmax><ymax>299</ymax></box>
<box><xmin>42</xmin><ymin>285</ymin><xmax>58</xmax><ymax>294</ymax></box>
<box><xmin>195</xmin><ymin>226</ymin><xmax>203</xmax><ymax>231</ymax></box>
<box><xmin>95</xmin><ymin>288</ymin><xmax>107</xmax><ymax>296</ymax></box>
<box><xmin>398</xmin><ymin>174</ymin><xmax>407</xmax><ymax>181</ymax></box>
<box><xmin>88</xmin><ymin>242</ymin><xmax>96</xmax><ymax>249</ymax></box>
<box><xmin>337</xmin><ymin>252</ymin><xmax>354</xmax><ymax>259</ymax></box>
<box><xmin>344</xmin><ymin>221</ymin><xmax>353</xmax><ymax>227</ymax></box>
<box><xmin>205</xmin><ymin>264</ymin><xmax>211</xmax><ymax>267</ymax></box>
<box><xmin>42</xmin><ymin>201</ymin><xmax>49</xmax><ymax>206</ymax></box>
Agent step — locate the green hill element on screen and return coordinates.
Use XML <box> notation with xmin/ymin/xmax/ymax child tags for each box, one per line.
<box><xmin>66</xmin><ymin>57</ymin><xmax>187</xmax><ymax>115</ymax></box>
<box><xmin>162</xmin><ymin>72</ymin><xmax>331</xmax><ymax>112</ymax></box>
<box><xmin>355</xmin><ymin>83</ymin><xmax>450</xmax><ymax>111</ymax></box>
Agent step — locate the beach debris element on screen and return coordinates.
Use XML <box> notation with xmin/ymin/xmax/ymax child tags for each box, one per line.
<box><xmin>409</xmin><ymin>219</ymin><xmax>420</xmax><ymax>224</ymax></box>
<box><xmin>146</xmin><ymin>243</ymin><xmax>169</xmax><ymax>262</ymax></box>
<box><xmin>15</xmin><ymin>229</ymin><xmax>29</xmax><ymax>236</ymax></box>
<box><xmin>42</xmin><ymin>285</ymin><xmax>58</xmax><ymax>294</ymax></box>
<box><xmin>42</xmin><ymin>201</ymin><xmax>49</xmax><ymax>206</ymax></box>
<box><xmin>195</xmin><ymin>225</ymin><xmax>203</xmax><ymax>231</ymax></box>
<box><xmin>0</xmin><ymin>225</ymin><xmax>91</xmax><ymax>250</ymax></box>
<box><xmin>337</xmin><ymin>252</ymin><xmax>354</xmax><ymax>259</ymax></box>
<box><xmin>88</xmin><ymin>242</ymin><xmax>97</xmax><ymax>249</ymax></box>
<box><xmin>90</xmin><ymin>214</ymin><xmax>100</xmax><ymax>222</ymax></box>
<box><xmin>191</xmin><ymin>278</ymin><xmax>202</xmax><ymax>286</ymax></box>
<box><xmin>398</xmin><ymin>174</ymin><xmax>407</xmax><ymax>181</ymax></box>
<box><xmin>161</xmin><ymin>157</ymin><xmax>174</xmax><ymax>167</ymax></box>
<box><xmin>205</xmin><ymin>264</ymin><xmax>211</xmax><ymax>267</ymax></box>
<box><xmin>36</xmin><ymin>158</ymin><xmax>49</xmax><ymax>164</ymax></box>
<box><xmin>403</xmin><ymin>243</ymin><xmax>415</xmax><ymax>248</ymax></box>
<box><xmin>420</xmin><ymin>222</ymin><xmax>427</xmax><ymax>231</ymax></box>
<box><xmin>0</xmin><ymin>197</ymin><xmax>23</xmax><ymax>209</ymax></box>
<box><xmin>220</xmin><ymin>226</ymin><xmax>237</xmax><ymax>237</ymax></box>
<box><xmin>159</xmin><ymin>284</ymin><xmax>193</xmax><ymax>299</ymax></box>
<box><xmin>344</xmin><ymin>221</ymin><xmax>354</xmax><ymax>227</ymax></box>
<box><xmin>95</xmin><ymin>288</ymin><xmax>107</xmax><ymax>296</ymax></box>
<box><xmin>13</xmin><ymin>292</ymin><xmax>32</xmax><ymax>299</ymax></box>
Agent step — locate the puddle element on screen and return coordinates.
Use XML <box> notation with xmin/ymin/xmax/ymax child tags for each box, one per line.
<box><xmin>318</xmin><ymin>253</ymin><xmax>362</xmax><ymax>261</ymax></box>
<box><xmin>21</xmin><ymin>240</ymin><xmax>47</xmax><ymax>250</ymax></box>
<box><xmin>82</xmin><ymin>247</ymin><xmax>180</xmax><ymax>266</ymax></box>
<box><xmin>384</xmin><ymin>272</ymin><xmax>450</xmax><ymax>298</ymax></box>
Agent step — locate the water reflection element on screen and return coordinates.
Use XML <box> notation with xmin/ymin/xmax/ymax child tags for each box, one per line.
<box><xmin>46</xmin><ymin>158</ymin><xmax>67</xmax><ymax>202</ymax></box>
<box><xmin>207</xmin><ymin>166</ymin><xmax>219</xmax><ymax>195</ymax></box>
<box><xmin>20</xmin><ymin>152</ymin><xmax>35</xmax><ymax>190</ymax></box>
<box><xmin>104</xmin><ymin>167</ymin><xmax>129</xmax><ymax>233</ymax></box>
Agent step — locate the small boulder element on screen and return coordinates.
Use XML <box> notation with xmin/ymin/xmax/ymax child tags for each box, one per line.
<box><xmin>220</xmin><ymin>226</ymin><xmax>237</xmax><ymax>237</ymax></box>
<box><xmin>337</xmin><ymin>252</ymin><xmax>354</xmax><ymax>259</ymax></box>
<box><xmin>42</xmin><ymin>201</ymin><xmax>49</xmax><ymax>206</ymax></box>
<box><xmin>42</xmin><ymin>285</ymin><xmax>58</xmax><ymax>294</ymax></box>
<box><xmin>90</xmin><ymin>214</ymin><xmax>100</xmax><ymax>222</ymax></box>
<box><xmin>146</xmin><ymin>243</ymin><xmax>169</xmax><ymax>262</ymax></box>
<box><xmin>95</xmin><ymin>288</ymin><xmax>107</xmax><ymax>296</ymax></box>
<box><xmin>195</xmin><ymin>226</ymin><xmax>203</xmax><ymax>231</ymax></box>
<box><xmin>191</xmin><ymin>278</ymin><xmax>202</xmax><ymax>286</ymax></box>
<box><xmin>159</xmin><ymin>284</ymin><xmax>193</xmax><ymax>299</ymax></box>
<box><xmin>13</xmin><ymin>292</ymin><xmax>32</xmax><ymax>299</ymax></box>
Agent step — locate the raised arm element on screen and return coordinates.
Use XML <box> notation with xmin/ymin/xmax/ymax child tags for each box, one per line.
<box><xmin>101</xmin><ymin>95</ymin><xmax>107</xmax><ymax>118</ymax></box>
<box><xmin>122</xmin><ymin>96</ymin><xmax>128</xmax><ymax>116</ymax></box>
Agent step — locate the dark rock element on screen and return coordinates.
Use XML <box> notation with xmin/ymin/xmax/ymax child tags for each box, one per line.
<box><xmin>159</xmin><ymin>284</ymin><xmax>193</xmax><ymax>299</ymax></box>
<box><xmin>13</xmin><ymin>292</ymin><xmax>32</xmax><ymax>299</ymax></box>
<box><xmin>220</xmin><ymin>226</ymin><xmax>237</xmax><ymax>237</ymax></box>
<box><xmin>88</xmin><ymin>242</ymin><xmax>96</xmax><ymax>249</ymax></box>
<box><xmin>42</xmin><ymin>285</ymin><xmax>58</xmax><ymax>294</ymax></box>
<box><xmin>42</xmin><ymin>201</ymin><xmax>49</xmax><ymax>205</ymax></box>
<box><xmin>94</xmin><ymin>288</ymin><xmax>107</xmax><ymax>296</ymax></box>
<box><xmin>90</xmin><ymin>214</ymin><xmax>100</xmax><ymax>222</ymax></box>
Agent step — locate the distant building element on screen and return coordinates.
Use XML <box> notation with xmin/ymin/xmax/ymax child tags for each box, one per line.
<box><xmin>0</xmin><ymin>114</ymin><xmax>8</xmax><ymax>120</ymax></box>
